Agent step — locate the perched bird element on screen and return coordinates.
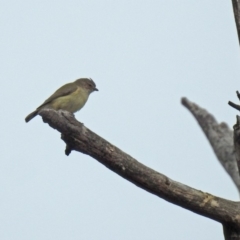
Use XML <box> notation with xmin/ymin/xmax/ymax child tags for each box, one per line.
<box><xmin>25</xmin><ymin>78</ymin><xmax>98</xmax><ymax>122</ymax></box>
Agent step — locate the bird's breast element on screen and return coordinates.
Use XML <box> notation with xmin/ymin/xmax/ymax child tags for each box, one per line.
<box><xmin>51</xmin><ymin>87</ymin><xmax>89</xmax><ymax>113</ymax></box>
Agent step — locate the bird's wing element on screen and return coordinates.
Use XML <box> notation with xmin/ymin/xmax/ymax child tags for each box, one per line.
<box><xmin>37</xmin><ymin>83</ymin><xmax>78</xmax><ymax>109</ymax></box>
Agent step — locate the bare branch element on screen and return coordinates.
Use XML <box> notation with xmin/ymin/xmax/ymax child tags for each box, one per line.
<box><xmin>38</xmin><ymin>109</ymin><xmax>240</xmax><ymax>228</ymax></box>
<box><xmin>229</xmin><ymin>101</ymin><xmax>240</xmax><ymax>111</ymax></box>
<box><xmin>181</xmin><ymin>98</ymin><xmax>240</xmax><ymax>192</ymax></box>
<box><xmin>231</xmin><ymin>0</ymin><xmax>240</xmax><ymax>45</ymax></box>
<box><xmin>233</xmin><ymin>116</ymin><xmax>240</xmax><ymax>178</ymax></box>
<box><xmin>228</xmin><ymin>91</ymin><xmax>240</xmax><ymax>111</ymax></box>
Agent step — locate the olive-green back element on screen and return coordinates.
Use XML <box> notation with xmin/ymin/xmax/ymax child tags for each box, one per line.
<box><xmin>37</xmin><ymin>82</ymin><xmax>77</xmax><ymax>109</ymax></box>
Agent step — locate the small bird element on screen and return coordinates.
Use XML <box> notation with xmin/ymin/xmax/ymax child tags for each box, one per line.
<box><xmin>25</xmin><ymin>78</ymin><xmax>98</xmax><ymax>122</ymax></box>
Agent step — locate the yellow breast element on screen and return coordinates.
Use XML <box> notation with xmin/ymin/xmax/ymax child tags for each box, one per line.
<box><xmin>51</xmin><ymin>87</ymin><xmax>89</xmax><ymax>113</ymax></box>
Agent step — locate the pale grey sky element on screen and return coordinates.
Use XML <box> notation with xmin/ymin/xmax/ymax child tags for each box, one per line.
<box><xmin>1</xmin><ymin>1</ymin><xmax>240</xmax><ymax>239</ymax></box>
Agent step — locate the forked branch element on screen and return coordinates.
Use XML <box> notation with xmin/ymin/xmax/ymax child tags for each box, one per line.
<box><xmin>38</xmin><ymin>108</ymin><xmax>240</xmax><ymax>229</ymax></box>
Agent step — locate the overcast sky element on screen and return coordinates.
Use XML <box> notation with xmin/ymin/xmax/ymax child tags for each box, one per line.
<box><xmin>1</xmin><ymin>1</ymin><xmax>240</xmax><ymax>239</ymax></box>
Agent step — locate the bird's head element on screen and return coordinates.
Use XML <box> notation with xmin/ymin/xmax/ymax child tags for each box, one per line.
<box><xmin>75</xmin><ymin>78</ymin><xmax>98</xmax><ymax>94</ymax></box>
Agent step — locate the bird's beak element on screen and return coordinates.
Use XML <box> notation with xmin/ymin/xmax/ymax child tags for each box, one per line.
<box><xmin>94</xmin><ymin>88</ymin><xmax>99</xmax><ymax>91</ymax></box>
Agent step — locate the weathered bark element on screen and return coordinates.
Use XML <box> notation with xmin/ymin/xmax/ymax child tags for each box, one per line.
<box><xmin>234</xmin><ymin>116</ymin><xmax>240</xmax><ymax>179</ymax></box>
<box><xmin>225</xmin><ymin>1</ymin><xmax>240</xmax><ymax>237</ymax></box>
<box><xmin>38</xmin><ymin>108</ymin><xmax>240</xmax><ymax>229</ymax></box>
<box><xmin>182</xmin><ymin>98</ymin><xmax>240</xmax><ymax>192</ymax></box>
<box><xmin>223</xmin><ymin>223</ymin><xmax>240</xmax><ymax>240</ymax></box>
<box><xmin>229</xmin><ymin>93</ymin><xmax>240</xmax><ymax>178</ymax></box>
<box><xmin>231</xmin><ymin>0</ymin><xmax>240</xmax><ymax>45</ymax></box>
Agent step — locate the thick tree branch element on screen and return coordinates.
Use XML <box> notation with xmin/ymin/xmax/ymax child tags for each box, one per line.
<box><xmin>182</xmin><ymin>97</ymin><xmax>240</xmax><ymax>192</ymax></box>
<box><xmin>231</xmin><ymin>0</ymin><xmax>240</xmax><ymax>45</ymax></box>
<box><xmin>38</xmin><ymin>108</ymin><xmax>240</xmax><ymax>228</ymax></box>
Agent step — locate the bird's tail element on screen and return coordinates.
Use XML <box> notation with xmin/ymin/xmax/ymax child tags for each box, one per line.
<box><xmin>25</xmin><ymin>110</ymin><xmax>38</xmax><ymax>122</ymax></box>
